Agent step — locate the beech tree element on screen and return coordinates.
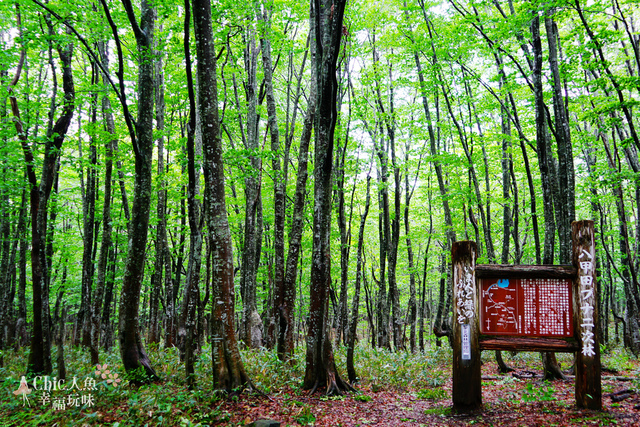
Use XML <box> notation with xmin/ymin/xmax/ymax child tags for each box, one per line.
<box><xmin>9</xmin><ymin>15</ymin><xmax>75</xmax><ymax>375</ymax></box>
<box><xmin>302</xmin><ymin>0</ymin><xmax>352</xmax><ymax>395</ymax></box>
<box><xmin>192</xmin><ymin>0</ymin><xmax>252</xmax><ymax>392</ymax></box>
<box><xmin>109</xmin><ymin>0</ymin><xmax>159</xmax><ymax>380</ymax></box>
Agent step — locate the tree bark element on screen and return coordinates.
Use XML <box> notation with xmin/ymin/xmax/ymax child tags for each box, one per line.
<box><xmin>181</xmin><ymin>0</ymin><xmax>203</xmax><ymax>387</ymax></box>
<box><xmin>116</xmin><ymin>0</ymin><xmax>159</xmax><ymax>382</ymax></box>
<box><xmin>532</xmin><ymin>11</ymin><xmax>565</xmax><ymax>380</ymax></box>
<box><xmin>545</xmin><ymin>12</ymin><xmax>575</xmax><ymax>264</ymax></box>
<box><xmin>192</xmin><ymin>0</ymin><xmax>253</xmax><ymax>392</ymax></box>
<box><xmin>279</xmin><ymin>44</ymin><xmax>316</xmax><ymax>362</ymax></box>
<box><xmin>347</xmin><ymin>174</ymin><xmax>371</xmax><ymax>382</ymax></box>
<box><xmin>239</xmin><ymin>19</ymin><xmax>263</xmax><ymax>348</ymax></box>
<box><xmin>259</xmin><ymin>6</ymin><xmax>285</xmax><ymax>351</ymax></box>
<box><xmin>303</xmin><ymin>0</ymin><xmax>352</xmax><ymax>395</ymax></box>
<box><xmin>10</xmin><ymin>34</ymin><xmax>74</xmax><ymax>375</ymax></box>
<box><xmin>80</xmin><ymin>74</ymin><xmax>98</xmax><ymax>354</ymax></box>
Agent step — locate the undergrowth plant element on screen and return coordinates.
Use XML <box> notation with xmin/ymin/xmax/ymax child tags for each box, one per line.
<box><xmin>521</xmin><ymin>381</ymin><xmax>556</xmax><ymax>403</ymax></box>
<box><xmin>2</xmin><ymin>340</ymin><xmax>635</xmax><ymax>425</ymax></box>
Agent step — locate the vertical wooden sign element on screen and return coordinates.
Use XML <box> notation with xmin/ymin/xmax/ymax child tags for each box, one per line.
<box><xmin>452</xmin><ymin>241</ymin><xmax>482</xmax><ymax>412</ymax></box>
<box><xmin>572</xmin><ymin>220</ymin><xmax>602</xmax><ymax>410</ymax></box>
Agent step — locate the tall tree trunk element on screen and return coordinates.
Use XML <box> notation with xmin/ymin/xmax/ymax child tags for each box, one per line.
<box><xmin>192</xmin><ymin>0</ymin><xmax>252</xmax><ymax>392</ymax></box>
<box><xmin>404</xmin><ymin>171</ymin><xmax>418</xmax><ymax>353</ymax></box>
<box><xmin>116</xmin><ymin>0</ymin><xmax>159</xmax><ymax>381</ymax></box>
<box><xmin>153</xmin><ymin>27</ymin><xmax>174</xmax><ymax>349</ymax></box>
<box><xmin>11</xmin><ymin>37</ymin><xmax>75</xmax><ymax>375</ymax></box>
<box><xmin>80</xmin><ymin>73</ymin><xmax>99</xmax><ymax>352</ymax></box>
<box><xmin>532</xmin><ymin>11</ymin><xmax>565</xmax><ymax>380</ymax></box>
<box><xmin>403</xmin><ymin>131</ymin><xmax>424</xmax><ymax>353</ymax></box>
<box><xmin>279</xmin><ymin>46</ymin><xmax>316</xmax><ymax>362</ymax></box>
<box><xmin>545</xmin><ymin>12</ymin><xmax>575</xmax><ymax>264</ymax></box>
<box><xmin>347</xmin><ymin>174</ymin><xmax>372</xmax><ymax>382</ymax></box>
<box><xmin>334</xmin><ymin>102</ymin><xmax>351</xmax><ymax>347</ymax></box>
<box><xmin>239</xmin><ymin>20</ymin><xmax>263</xmax><ymax>348</ymax></box>
<box><xmin>260</xmin><ymin>6</ymin><xmax>285</xmax><ymax>351</ymax></box>
<box><xmin>79</xmin><ymin>72</ymin><xmax>99</xmax><ymax>352</ymax></box>
<box><xmin>17</xmin><ymin>184</ymin><xmax>28</xmax><ymax>327</ymax></box>
<box><xmin>303</xmin><ymin>0</ymin><xmax>352</xmax><ymax>395</ymax></box>
<box><xmin>376</xmin><ymin>182</ymin><xmax>390</xmax><ymax>350</ymax></box>
<box><xmin>419</xmin><ymin>190</ymin><xmax>434</xmax><ymax>352</ymax></box>
<box><xmin>91</xmin><ymin>43</ymin><xmax>115</xmax><ymax>364</ymax></box>
<box><xmin>181</xmin><ymin>0</ymin><xmax>203</xmax><ymax>387</ymax></box>
<box><xmin>386</xmin><ymin>68</ymin><xmax>402</xmax><ymax>352</ymax></box>
<box><xmin>602</xmin><ymin>130</ymin><xmax>640</xmax><ymax>353</ymax></box>
<box><xmin>414</xmin><ymin>2</ymin><xmax>456</xmax><ymax>249</ymax></box>
<box><xmin>91</xmin><ymin>40</ymin><xmax>116</xmax><ymax>362</ymax></box>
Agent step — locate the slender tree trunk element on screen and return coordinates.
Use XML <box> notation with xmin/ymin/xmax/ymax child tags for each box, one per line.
<box><xmin>303</xmin><ymin>0</ymin><xmax>352</xmax><ymax>395</ymax></box>
<box><xmin>260</xmin><ymin>6</ymin><xmax>285</xmax><ymax>351</ymax></box>
<box><xmin>545</xmin><ymin>12</ymin><xmax>575</xmax><ymax>264</ymax></box>
<box><xmin>602</xmin><ymin>131</ymin><xmax>640</xmax><ymax>353</ymax></box>
<box><xmin>414</xmin><ymin>3</ymin><xmax>456</xmax><ymax>250</ymax></box>
<box><xmin>347</xmin><ymin>174</ymin><xmax>371</xmax><ymax>382</ymax></box>
<box><xmin>117</xmin><ymin>0</ymin><xmax>159</xmax><ymax>381</ymax></box>
<box><xmin>90</xmin><ymin>47</ymin><xmax>115</xmax><ymax>363</ymax></box>
<box><xmin>376</xmin><ymin>185</ymin><xmax>389</xmax><ymax>350</ymax></box>
<box><xmin>80</xmin><ymin>77</ymin><xmax>99</xmax><ymax>350</ymax></box>
<box><xmin>181</xmin><ymin>0</ymin><xmax>203</xmax><ymax>387</ymax></box>
<box><xmin>387</xmin><ymin>83</ymin><xmax>402</xmax><ymax>352</ymax></box>
<box><xmin>239</xmin><ymin>21</ymin><xmax>263</xmax><ymax>348</ymax></box>
<box><xmin>0</xmin><ymin>192</ymin><xmax>11</xmax><ymax>356</ymax></box>
<box><xmin>10</xmin><ymin>35</ymin><xmax>74</xmax><ymax>375</ymax></box>
<box><xmin>153</xmin><ymin>28</ymin><xmax>174</xmax><ymax>349</ymax></box>
<box><xmin>532</xmin><ymin>11</ymin><xmax>565</xmax><ymax>380</ymax></box>
<box><xmin>192</xmin><ymin>0</ymin><xmax>252</xmax><ymax>392</ymax></box>
<box><xmin>17</xmin><ymin>184</ymin><xmax>28</xmax><ymax>327</ymax></box>
<box><xmin>279</xmin><ymin>47</ymin><xmax>316</xmax><ymax>362</ymax></box>
<box><xmin>334</xmin><ymin>108</ymin><xmax>351</xmax><ymax>347</ymax></box>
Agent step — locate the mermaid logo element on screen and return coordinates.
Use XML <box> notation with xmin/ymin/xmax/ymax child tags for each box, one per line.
<box><xmin>13</xmin><ymin>376</ymin><xmax>32</xmax><ymax>407</ymax></box>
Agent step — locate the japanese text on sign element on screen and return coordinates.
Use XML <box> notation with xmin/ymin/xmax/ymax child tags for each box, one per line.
<box><xmin>480</xmin><ymin>278</ymin><xmax>573</xmax><ymax>337</ymax></box>
<box><xmin>579</xmin><ymin>250</ymin><xmax>596</xmax><ymax>357</ymax></box>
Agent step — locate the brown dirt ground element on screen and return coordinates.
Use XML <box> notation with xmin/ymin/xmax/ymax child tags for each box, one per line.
<box><xmin>220</xmin><ymin>362</ymin><xmax>640</xmax><ymax>426</ymax></box>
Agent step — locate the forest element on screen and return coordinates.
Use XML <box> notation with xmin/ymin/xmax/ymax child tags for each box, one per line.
<box><xmin>1</xmin><ymin>0</ymin><xmax>640</xmax><ymax>424</ymax></box>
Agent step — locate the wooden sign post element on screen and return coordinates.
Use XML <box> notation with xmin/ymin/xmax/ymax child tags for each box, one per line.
<box><xmin>573</xmin><ymin>220</ymin><xmax>601</xmax><ymax>409</ymax></box>
<box><xmin>451</xmin><ymin>220</ymin><xmax>601</xmax><ymax>412</ymax></box>
<box><xmin>452</xmin><ymin>241</ymin><xmax>482</xmax><ymax>412</ymax></box>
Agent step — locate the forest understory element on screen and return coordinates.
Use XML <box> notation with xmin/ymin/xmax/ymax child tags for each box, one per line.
<box><xmin>2</xmin><ymin>343</ymin><xmax>639</xmax><ymax>426</ymax></box>
<box><xmin>2</xmin><ymin>0</ymin><xmax>640</xmax><ymax>425</ymax></box>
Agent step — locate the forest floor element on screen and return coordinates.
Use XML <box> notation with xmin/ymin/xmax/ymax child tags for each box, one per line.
<box><xmin>217</xmin><ymin>365</ymin><xmax>640</xmax><ymax>426</ymax></box>
<box><xmin>1</xmin><ymin>344</ymin><xmax>639</xmax><ymax>426</ymax></box>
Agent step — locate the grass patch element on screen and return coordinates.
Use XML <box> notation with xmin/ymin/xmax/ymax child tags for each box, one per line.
<box><xmin>416</xmin><ymin>387</ymin><xmax>446</xmax><ymax>400</ymax></box>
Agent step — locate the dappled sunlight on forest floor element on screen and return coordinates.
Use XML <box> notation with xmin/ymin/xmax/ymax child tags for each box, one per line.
<box><xmin>1</xmin><ymin>344</ymin><xmax>639</xmax><ymax>425</ymax></box>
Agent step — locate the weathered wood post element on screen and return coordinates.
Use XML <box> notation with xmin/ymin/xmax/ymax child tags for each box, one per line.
<box><xmin>452</xmin><ymin>241</ymin><xmax>482</xmax><ymax>412</ymax></box>
<box><xmin>572</xmin><ymin>220</ymin><xmax>602</xmax><ymax>410</ymax></box>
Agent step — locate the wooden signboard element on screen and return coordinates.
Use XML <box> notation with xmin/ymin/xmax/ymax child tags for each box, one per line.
<box><xmin>480</xmin><ymin>277</ymin><xmax>573</xmax><ymax>337</ymax></box>
<box><xmin>451</xmin><ymin>220</ymin><xmax>601</xmax><ymax>413</ymax></box>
